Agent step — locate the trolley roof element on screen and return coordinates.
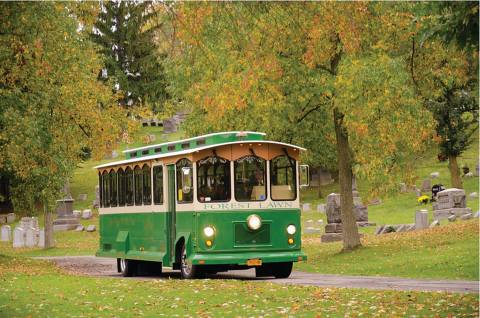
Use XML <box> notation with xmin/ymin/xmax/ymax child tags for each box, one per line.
<box><xmin>94</xmin><ymin>131</ymin><xmax>306</xmax><ymax>170</ymax></box>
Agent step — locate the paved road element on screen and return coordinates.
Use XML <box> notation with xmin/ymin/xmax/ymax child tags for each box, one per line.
<box><xmin>40</xmin><ymin>256</ymin><xmax>479</xmax><ymax>294</ymax></box>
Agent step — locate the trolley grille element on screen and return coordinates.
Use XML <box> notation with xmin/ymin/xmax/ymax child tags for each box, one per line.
<box><xmin>234</xmin><ymin>223</ymin><xmax>270</xmax><ymax>245</ymax></box>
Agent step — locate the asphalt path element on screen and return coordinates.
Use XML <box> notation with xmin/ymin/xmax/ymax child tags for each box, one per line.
<box><xmin>39</xmin><ymin>256</ymin><xmax>479</xmax><ymax>294</ymax></box>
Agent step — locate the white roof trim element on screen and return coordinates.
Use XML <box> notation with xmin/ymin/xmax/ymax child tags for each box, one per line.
<box><xmin>122</xmin><ymin>131</ymin><xmax>266</xmax><ymax>153</ymax></box>
<box><xmin>95</xmin><ymin>140</ymin><xmax>306</xmax><ymax>170</ymax></box>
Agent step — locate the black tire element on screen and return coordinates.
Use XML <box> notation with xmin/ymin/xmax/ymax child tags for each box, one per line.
<box><xmin>180</xmin><ymin>244</ymin><xmax>203</xmax><ymax>279</ymax></box>
<box><xmin>119</xmin><ymin>258</ymin><xmax>137</xmax><ymax>277</ymax></box>
<box><xmin>255</xmin><ymin>264</ymin><xmax>273</xmax><ymax>278</ymax></box>
<box><xmin>272</xmin><ymin>262</ymin><xmax>293</xmax><ymax>279</ymax></box>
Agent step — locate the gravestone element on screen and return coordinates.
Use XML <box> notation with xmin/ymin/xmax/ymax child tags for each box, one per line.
<box><xmin>78</xmin><ymin>194</ymin><xmax>87</xmax><ymax>201</ymax></box>
<box><xmin>1</xmin><ymin>225</ymin><xmax>11</xmax><ymax>242</ymax></box>
<box><xmin>75</xmin><ymin>225</ymin><xmax>84</xmax><ymax>232</ymax></box>
<box><xmin>432</xmin><ymin>188</ymin><xmax>472</xmax><ymax>221</ymax></box>
<box><xmin>0</xmin><ymin>214</ymin><xmax>6</xmax><ymax>224</ymax></box>
<box><xmin>465</xmin><ymin>172</ymin><xmax>474</xmax><ymax>178</ymax></box>
<box><xmin>38</xmin><ymin>229</ymin><xmax>45</xmax><ymax>248</ymax></box>
<box><xmin>421</xmin><ymin>179</ymin><xmax>431</xmax><ymax>192</ymax></box>
<box><xmin>322</xmin><ymin>192</ymin><xmax>370</xmax><ymax>243</ymax></box>
<box><xmin>317</xmin><ymin>204</ymin><xmax>326</xmax><ymax>213</ymax></box>
<box><xmin>469</xmin><ymin>192</ymin><xmax>478</xmax><ymax>198</ymax></box>
<box><xmin>53</xmin><ymin>198</ymin><xmax>80</xmax><ymax>231</ymax></box>
<box><xmin>82</xmin><ymin>209</ymin><xmax>92</xmax><ymax>219</ymax></box>
<box><xmin>447</xmin><ymin>215</ymin><xmax>456</xmax><ymax>222</ymax></box>
<box><xmin>429</xmin><ymin>220</ymin><xmax>440</xmax><ymax>228</ymax></box>
<box><xmin>13</xmin><ymin>227</ymin><xmax>25</xmax><ymax>248</ymax></box>
<box><xmin>6</xmin><ymin>213</ymin><xmax>15</xmax><ymax>224</ymax></box>
<box><xmin>86</xmin><ymin>225</ymin><xmax>96</xmax><ymax>232</ymax></box>
<box><xmin>72</xmin><ymin>210</ymin><xmax>81</xmax><ymax>218</ymax></box>
<box><xmin>163</xmin><ymin>118</ymin><xmax>177</xmax><ymax>133</ymax></box>
<box><xmin>459</xmin><ymin>213</ymin><xmax>473</xmax><ymax>220</ymax></box>
<box><xmin>430</xmin><ymin>172</ymin><xmax>440</xmax><ymax>179</ymax></box>
<box><xmin>25</xmin><ymin>228</ymin><xmax>37</xmax><ymax>247</ymax></box>
<box><xmin>415</xmin><ymin>210</ymin><xmax>429</xmax><ymax>230</ymax></box>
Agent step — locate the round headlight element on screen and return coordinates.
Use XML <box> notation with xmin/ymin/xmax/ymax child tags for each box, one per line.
<box><xmin>286</xmin><ymin>224</ymin><xmax>296</xmax><ymax>235</ymax></box>
<box><xmin>203</xmin><ymin>226</ymin><xmax>215</xmax><ymax>237</ymax></box>
<box><xmin>247</xmin><ymin>214</ymin><xmax>262</xmax><ymax>230</ymax></box>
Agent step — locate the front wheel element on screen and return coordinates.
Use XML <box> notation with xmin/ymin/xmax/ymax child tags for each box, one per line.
<box><xmin>119</xmin><ymin>258</ymin><xmax>137</xmax><ymax>277</ymax></box>
<box><xmin>180</xmin><ymin>244</ymin><xmax>204</xmax><ymax>279</ymax></box>
<box><xmin>272</xmin><ymin>262</ymin><xmax>293</xmax><ymax>279</ymax></box>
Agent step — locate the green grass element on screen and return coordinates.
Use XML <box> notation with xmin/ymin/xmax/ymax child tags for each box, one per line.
<box><xmin>0</xmin><ymin>256</ymin><xmax>477</xmax><ymax>317</ymax></box>
<box><xmin>296</xmin><ymin>220</ymin><xmax>479</xmax><ymax>280</ymax></box>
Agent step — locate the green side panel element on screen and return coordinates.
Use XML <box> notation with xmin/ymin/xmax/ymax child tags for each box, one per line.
<box><xmin>96</xmin><ymin>213</ymin><xmax>166</xmax><ymax>262</ymax></box>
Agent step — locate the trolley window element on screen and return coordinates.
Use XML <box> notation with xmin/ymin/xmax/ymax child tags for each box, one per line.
<box><xmin>176</xmin><ymin>158</ymin><xmax>193</xmax><ymax>203</ymax></box>
<box><xmin>142</xmin><ymin>164</ymin><xmax>151</xmax><ymax>205</ymax></box>
<box><xmin>197</xmin><ymin>156</ymin><xmax>231</xmax><ymax>202</ymax></box>
<box><xmin>125</xmin><ymin>167</ymin><xmax>134</xmax><ymax>206</ymax></box>
<box><xmin>134</xmin><ymin>165</ymin><xmax>143</xmax><ymax>205</ymax></box>
<box><xmin>153</xmin><ymin>166</ymin><xmax>164</xmax><ymax>205</ymax></box>
<box><xmin>234</xmin><ymin>155</ymin><xmax>267</xmax><ymax>201</ymax></box>
<box><xmin>110</xmin><ymin>169</ymin><xmax>118</xmax><ymax>207</ymax></box>
<box><xmin>118</xmin><ymin>168</ymin><xmax>126</xmax><ymax>207</ymax></box>
<box><xmin>102</xmin><ymin>170</ymin><xmax>110</xmax><ymax>207</ymax></box>
<box><xmin>270</xmin><ymin>155</ymin><xmax>296</xmax><ymax>200</ymax></box>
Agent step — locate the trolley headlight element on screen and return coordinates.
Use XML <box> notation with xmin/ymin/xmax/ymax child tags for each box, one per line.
<box><xmin>203</xmin><ymin>226</ymin><xmax>215</xmax><ymax>238</ymax></box>
<box><xmin>247</xmin><ymin>214</ymin><xmax>262</xmax><ymax>230</ymax></box>
<box><xmin>286</xmin><ymin>224</ymin><xmax>296</xmax><ymax>235</ymax></box>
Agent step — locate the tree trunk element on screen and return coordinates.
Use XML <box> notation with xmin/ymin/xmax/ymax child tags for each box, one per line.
<box><xmin>44</xmin><ymin>201</ymin><xmax>55</xmax><ymax>248</ymax></box>
<box><xmin>448</xmin><ymin>155</ymin><xmax>463</xmax><ymax>189</ymax></box>
<box><xmin>333</xmin><ymin>108</ymin><xmax>361</xmax><ymax>251</ymax></box>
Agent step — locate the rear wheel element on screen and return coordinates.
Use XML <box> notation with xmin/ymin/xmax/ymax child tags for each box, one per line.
<box><xmin>272</xmin><ymin>262</ymin><xmax>293</xmax><ymax>279</ymax></box>
<box><xmin>119</xmin><ymin>258</ymin><xmax>137</xmax><ymax>277</ymax></box>
<box><xmin>180</xmin><ymin>244</ymin><xmax>204</xmax><ymax>279</ymax></box>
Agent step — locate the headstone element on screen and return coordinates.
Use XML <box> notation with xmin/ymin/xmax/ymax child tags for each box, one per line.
<box><xmin>78</xmin><ymin>194</ymin><xmax>87</xmax><ymax>201</ymax></box>
<box><xmin>86</xmin><ymin>225</ymin><xmax>96</xmax><ymax>232</ymax></box>
<box><xmin>31</xmin><ymin>217</ymin><xmax>39</xmax><ymax>230</ymax></box>
<box><xmin>6</xmin><ymin>213</ymin><xmax>15</xmax><ymax>224</ymax></box>
<box><xmin>74</xmin><ymin>225</ymin><xmax>84</xmax><ymax>232</ymax></box>
<box><xmin>415</xmin><ymin>210</ymin><xmax>429</xmax><ymax>230</ymax></box>
<box><xmin>38</xmin><ymin>229</ymin><xmax>45</xmax><ymax>248</ymax></box>
<box><xmin>302</xmin><ymin>203</ymin><xmax>311</xmax><ymax>212</ymax></box>
<box><xmin>0</xmin><ymin>215</ymin><xmax>6</xmax><ymax>224</ymax></box>
<box><xmin>429</xmin><ymin>220</ymin><xmax>440</xmax><ymax>228</ymax></box>
<box><xmin>72</xmin><ymin>210</ymin><xmax>81</xmax><ymax>218</ymax></box>
<box><xmin>430</xmin><ymin>172</ymin><xmax>440</xmax><ymax>179</ymax></box>
<box><xmin>321</xmin><ymin>232</ymin><xmax>343</xmax><ymax>242</ymax></box>
<box><xmin>399</xmin><ymin>183</ymin><xmax>407</xmax><ymax>193</ymax></box>
<box><xmin>432</xmin><ymin>188</ymin><xmax>472</xmax><ymax>220</ymax></box>
<box><xmin>325</xmin><ymin>223</ymin><xmax>342</xmax><ymax>233</ymax></box>
<box><xmin>317</xmin><ymin>219</ymin><xmax>324</xmax><ymax>225</ymax></box>
<box><xmin>163</xmin><ymin>118</ymin><xmax>177</xmax><ymax>133</ymax></box>
<box><xmin>82</xmin><ymin>209</ymin><xmax>93</xmax><ymax>219</ymax></box>
<box><xmin>326</xmin><ymin>193</ymin><xmax>341</xmax><ymax>223</ymax></box>
<box><xmin>111</xmin><ymin>150</ymin><xmax>119</xmax><ymax>159</ymax></box>
<box><xmin>13</xmin><ymin>227</ymin><xmax>25</xmax><ymax>248</ymax></box>
<box><xmin>447</xmin><ymin>215</ymin><xmax>456</xmax><ymax>222</ymax></box>
<box><xmin>316</xmin><ymin>204</ymin><xmax>326</xmax><ymax>213</ymax></box>
<box><xmin>25</xmin><ymin>227</ymin><xmax>37</xmax><ymax>247</ymax></box>
<box><xmin>53</xmin><ymin>198</ymin><xmax>80</xmax><ymax>231</ymax></box>
<box><xmin>421</xmin><ymin>179</ymin><xmax>431</xmax><ymax>192</ymax></box>
<box><xmin>469</xmin><ymin>192</ymin><xmax>478</xmax><ymax>198</ymax></box>
<box><xmin>464</xmin><ymin>172</ymin><xmax>473</xmax><ymax>177</ymax></box>
<box><xmin>459</xmin><ymin>213</ymin><xmax>473</xmax><ymax>220</ymax></box>
<box><xmin>1</xmin><ymin>225</ymin><xmax>11</xmax><ymax>242</ymax></box>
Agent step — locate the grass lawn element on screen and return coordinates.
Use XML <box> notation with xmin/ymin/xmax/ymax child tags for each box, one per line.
<box><xmin>296</xmin><ymin>220</ymin><xmax>479</xmax><ymax>280</ymax></box>
<box><xmin>0</xmin><ymin>256</ymin><xmax>477</xmax><ymax>317</ymax></box>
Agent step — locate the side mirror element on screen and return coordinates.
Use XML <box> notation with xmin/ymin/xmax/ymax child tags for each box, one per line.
<box><xmin>299</xmin><ymin>164</ymin><xmax>309</xmax><ymax>188</ymax></box>
<box><xmin>181</xmin><ymin>167</ymin><xmax>192</xmax><ymax>194</ymax></box>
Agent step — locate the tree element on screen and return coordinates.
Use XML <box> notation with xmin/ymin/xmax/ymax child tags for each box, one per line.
<box><xmin>0</xmin><ymin>2</ymin><xmax>127</xmax><ymax>248</ymax></box>
<box><xmin>167</xmin><ymin>3</ymin><xmax>434</xmax><ymax>250</ymax></box>
<box><xmin>91</xmin><ymin>1</ymin><xmax>169</xmax><ymax>113</ymax></box>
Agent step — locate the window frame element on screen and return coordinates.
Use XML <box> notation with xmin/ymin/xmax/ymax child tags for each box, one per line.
<box><xmin>117</xmin><ymin>168</ymin><xmax>126</xmax><ymax>207</ymax></box>
<box><xmin>125</xmin><ymin>166</ymin><xmax>134</xmax><ymax>206</ymax></box>
<box><xmin>269</xmin><ymin>155</ymin><xmax>297</xmax><ymax>201</ymax></box>
<box><xmin>176</xmin><ymin>158</ymin><xmax>193</xmax><ymax>204</ymax></box>
<box><xmin>142</xmin><ymin>164</ymin><xmax>152</xmax><ymax>205</ymax></box>
<box><xmin>196</xmin><ymin>155</ymin><xmax>231</xmax><ymax>203</ymax></box>
<box><xmin>233</xmin><ymin>155</ymin><xmax>267</xmax><ymax>202</ymax></box>
<box><xmin>134</xmin><ymin>165</ymin><xmax>143</xmax><ymax>206</ymax></box>
<box><xmin>152</xmin><ymin>164</ymin><xmax>164</xmax><ymax>205</ymax></box>
<box><xmin>109</xmin><ymin>169</ymin><xmax>118</xmax><ymax>207</ymax></box>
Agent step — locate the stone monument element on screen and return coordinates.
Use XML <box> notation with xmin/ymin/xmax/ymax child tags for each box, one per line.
<box><xmin>1</xmin><ymin>225</ymin><xmax>11</xmax><ymax>242</ymax></box>
<box><xmin>432</xmin><ymin>188</ymin><xmax>472</xmax><ymax>221</ymax></box>
<box><xmin>53</xmin><ymin>180</ymin><xmax>80</xmax><ymax>231</ymax></box>
<box><xmin>321</xmin><ymin>192</ymin><xmax>370</xmax><ymax>243</ymax></box>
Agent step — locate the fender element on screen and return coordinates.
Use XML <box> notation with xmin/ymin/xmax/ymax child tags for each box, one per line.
<box><xmin>175</xmin><ymin>232</ymin><xmax>192</xmax><ymax>257</ymax></box>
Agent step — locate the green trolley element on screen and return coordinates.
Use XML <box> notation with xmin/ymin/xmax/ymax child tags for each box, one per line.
<box><xmin>95</xmin><ymin>131</ymin><xmax>308</xmax><ymax>279</ymax></box>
